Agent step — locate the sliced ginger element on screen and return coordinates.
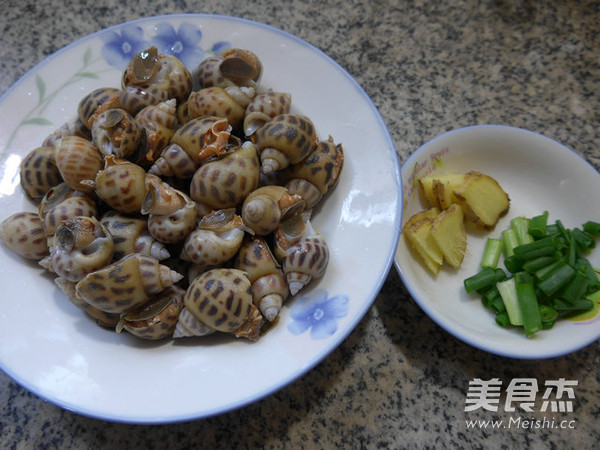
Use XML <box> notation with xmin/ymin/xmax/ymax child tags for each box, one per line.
<box><xmin>403</xmin><ymin>208</ymin><xmax>444</xmax><ymax>275</ymax></box>
<box><xmin>430</xmin><ymin>203</ymin><xmax>466</xmax><ymax>268</ymax></box>
<box><xmin>404</xmin><ymin>170</ymin><xmax>509</xmax><ymax>274</ymax></box>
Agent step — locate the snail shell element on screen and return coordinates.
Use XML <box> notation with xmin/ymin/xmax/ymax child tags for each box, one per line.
<box><xmin>55</xmin><ymin>277</ymin><xmax>120</xmax><ymax>327</ymax></box>
<box><xmin>274</xmin><ymin>214</ymin><xmax>329</xmax><ymax>295</ymax></box>
<box><xmin>233</xmin><ymin>236</ymin><xmax>289</xmax><ymax>322</ymax></box>
<box><xmin>243</xmin><ymin>91</ymin><xmax>291</xmax><ymax>137</ymax></box>
<box><xmin>0</xmin><ymin>212</ymin><xmax>48</xmax><ymax>260</ymax></box>
<box><xmin>194</xmin><ymin>49</ymin><xmax>262</xmax><ymax>89</ymax></box>
<box><xmin>116</xmin><ymin>285</ymin><xmax>185</xmax><ymax>340</ymax></box>
<box><xmin>120</xmin><ymin>47</ymin><xmax>192</xmax><ymax>115</ymax></box>
<box><xmin>254</xmin><ymin>114</ymin><xmax>318</xmax><ymax>174</ymax></box>
<box><xmin>40</xmin><ymin>216</ymin><xmax>114</xmax><ymax>282</ymax></box>
<box><xmin>182</xmin><ymin>87</ymin><xmax>246</xmax><ymax>128</ymax></box>
<box><xmin>183</xmin><ymin>268</ymin><xmax>263</xmax><ymax>341</ymax></box>
<box><xmin>42</xmin><ymin>118</ymin><xmax>91</xmax><ymax>148</ymax></box>
<box><xmin>173</xmin><ymin>306</ymin><xmax>215</xmax><ymax>338</ymax></box>
<box><xmin>142</xmin><ymin>174</ymin><xmax>187</xmax><ymax>216</ymax></box>
<box><xmin>147</xmin><ymin>194</ymin><xmax>197</xmax><ymax>244</ymax></box>
<box><xmin>91</xmin><ymin>108</ymin><xmax>142</xmax><ymax>160</ymax></box>
<box><xmin>241</xmin><ymin>185</ymin><xmax>305</xmax><ymax>236</ymax></box>
<box><xmin>148</xmin><ymin>116</ymin><xmax>232</xmax><ymax>179</ymax></box>
<box><xmin>38</xmin><ymin>183</ymin><xmax>97</xmax><ymax>236</ymax></box>
<box><xmin>180</xmin><ymin>208</ymin><xmax>246</xmax><ymax>266</ymax></box>
<box><xmin>189</xmin><ymin>140</ymin><xmax>260</xmax><ymax>211</ymax></box>
<box><xmin>92</xmin><ymin>156</ymin><xmax>147</xmax><ymax>214</ymax></box>
<box><xmin>75</xmin><ymin>253</ymin><xmax>184</xmax><ymax>314</ymax></box>
<box><xmin>285</xmin><ymin>136</ymin><xmax>344</xmax><ymax>209</ymax></box>
<box><xmin>134</xmin><ymin>99</ymin><xmax>177</xmax><ymax>164</ymax></box>
<box><xmin>77</xmin><ymin>87</ymin><xmax>122</xmax><ymax>129</ymax></box>
<box><xmin>19</xmin><ymin>146</ymin><xmax>63</xmax><ymax>201</ymax></box>
<box><xmin>100</xmin><ymin>210</ymin><xmax>170</xmax><ymax>261</ymax></box>
<box><xmin>54</xmin><ymin>136</ymin><xmax>104</xmax><ymax>194</ymax></box>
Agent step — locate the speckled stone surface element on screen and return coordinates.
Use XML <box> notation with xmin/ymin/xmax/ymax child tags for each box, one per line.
<box><xmin>1</xmin><ymin>0</ymin><xmax>599</xmax><ymax>448</ymax></box>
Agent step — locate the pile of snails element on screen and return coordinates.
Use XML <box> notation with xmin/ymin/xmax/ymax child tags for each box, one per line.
<box><xmin>0</xmin><ymin>46</ymin><xmax>343</xmax><ymax>342</ymax></box>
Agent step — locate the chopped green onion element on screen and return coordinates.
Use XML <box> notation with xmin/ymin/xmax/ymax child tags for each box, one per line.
<box><xmin>481</xmin><ymin>238</ymin><xmax>503</xmax><ymax>268</ymax></box>
<box><xmin>522</xmin><ymin>255</ymin><xmax>558</xmax><ymax>274</ymax></box>
<box><xmin>464</xmin><ymin>267</ymin><xmax>506</xmax><ymax>294</ymax></box>
<box><xmin>582</xmin><ymin>221</ymin><xmax>600</xmax><ymax>237</ymax></box>
<box><xmin>561</xmin><ymin>270</ymin><xmax>591</xmax><ymax>304</ymax></box>
<box><xmin>539</xmin><ymin>304</ymin><xmax>558</xmax><ymax>323</ymax></box>
<box><xmin>463</xmin><ymin>212</ymin><xmax>600</xmax><ymax>338</ymax></box>
<box><xmin>514</xmin><ymin>272</ymin><xmax>542</xmax><ymax>337</ymax></box>
<box><xmin>528</xmin><ymin>211</ymin><xmax>549</xmax><ymax>239</ymax></box>
<box><xmin>495</xmin><ymin>312</ymin><xmax>511</xmax><ymax>328</ymax></box>
<box><xmin>551</xmin><ymin>298</ymin><xmax>594</xmax><ymax>317</ymax></box>
<box><xmin>502</xmin><ymin>228</ymin><xmax>519</xmax><ymax>258</ymax></box>
<box><xmin>511</xmin><ymin>217</ymin><xmax>533</xmax><ymax>245</ymax></box>
<box><xmin>497</xmin><ymin>277</ymin><xmax>523</xmax><ymax>326</ymax></box>
<box><xmin>572</xmin><ymin>227</ymin><xmax>595</xmax><ymax>253</ymax></box>
<box><xmin>537</xmin><ymin>261</ymin><xmax>575</xmax><ymax>297</ymax></box>
<box><xmin>504</xmin><ymin>254</ymin><xmax>523</xmax><ymax>273</ymax></box>
<box><xmin>513</xmin><ymin>236</ymin><xmax>557</xmax><ymax>260</ymax></box>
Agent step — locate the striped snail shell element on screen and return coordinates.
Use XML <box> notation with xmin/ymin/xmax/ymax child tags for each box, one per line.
<box><xmin>181</xmin><ymin>87</ymin><xmax>247</xmax><ymax>128</ymax></box>
<box><xmin>148</xmin><ymin>116</ymin><xmax>232</xmax><ymax>178</ymax></box>
<box><xmin>91</xmin><ymin>108</ymin><xmax>142</xmax><ymax>160</ymax></box>
<box><xmin>116</xmin><ymin>285</ymin><xmax>185</xmax><ymax>340</ymax></box>
<box><xmin>233</xmin><ymin>236</ymin><xmax>289</xmax><ymax>322</ymax></box>
<box><xmin>243</xmin><ymin>91</ymin><xmax>291</xmax><ymax>137</ymax></box>
<box><xmin>180</xmin><ymin>208</ymin><xmax>246</xmax><ymax>267</ymax></box>
<box><xmin>100</xmin><ymin>210</ymin><xmax>170</xmax><ymax>261</ymax></box>
<box><xmin>91</xmin><ymin>156</ymin><xmax>148</xmax><ymax>214</ymax></box>
<box><xmin>274</xmin><ymin>213</ymin><xmax>329</xmax><ymax>296</ymax></box>
<box><xmin>194</xmin><ymin>48</ymin><xmax>262</xmax><ymax>91</ymax></box>
<box><xmin>254</xmin><ymin>114</ymin><xmax>318</xmax><ymax>174</ymax></box>
<box><xmin>0</xmin><ymin>212</ymin><xmax>48</xmax><ymax>260</ymax></box>
<box><xmin>134</xmin><ymin>99</ymin><xmax>177</xmax><ymax>164</ymax></box>
<box><xmin>285</xmin><ymin>136</ymin><xmax>344</xmax><ymax>209</ymax></box>
<box><xmin>183</xmin><ymin>268</ymin><xmax>263</xmax><ymax>341</ymax></box>
<box><xmin>54</xmin><ymin>136</ymin><xmax>104</xmax><ymax>195</ymax></box>
<box><xmin>40</xmin><ymin>216</ymin><xmax>114</xmax><ymax>282</ymax></box>
<box><xmin>120</xmin><ymin>47</ymin><xmax>192</xmax><ymax>116</ymax></box>
<box><xmin>75</xmin><ymin>253</ymin><xmax>184</xmax><ymax>314</ymax></box>
<box><xmin>147</xmin><ymin>192</ymin><xmax>197</xmax><ymax>244</ymax></box>
<box><xmin>19</xmin><ymin>146</ymin><xmax>63</xmax><ymax>201</ymax></box>
<box><xmin>241</xmin><ymin>185</ymin><xmax>305</xmax><ymax>236</ymax></box>
<box><xmin>173</xmin><ymin>306</ymin><xmax>215</xmax><ymax>338</ymax></box>
<box><xmin>38</xmin><ymin>183</ymin><xmax>98</xmax><ymax>237</ymax></box>
<box><xmin>189</xmin><ymin>140</ymin><xmax>260</xmax><ymax>211</ymax></box>
<box><xmin>55</xmin><ymin>277</ymin><xmax>120</xmax><ymax>327</ymax></box>
<box><xmin>77</xmin><ymin>87</ymin><xmax>122</xmax><ymax>129</ymax></box>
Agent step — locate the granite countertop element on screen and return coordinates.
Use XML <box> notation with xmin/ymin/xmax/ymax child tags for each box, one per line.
<box><xmin>1</xmin><ymin>0</ymin><xmax>599</xmax><ymax>448</ymax></box>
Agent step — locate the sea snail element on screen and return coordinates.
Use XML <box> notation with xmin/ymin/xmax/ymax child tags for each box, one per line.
<box><xmin>254</xmin><ymin>114</ymin><xmax>318</xmax><ymax>174</ymax></box>
<box><xmin>241</xmin><ymin>185</ymin><xmax>305</xmax><ymax>236</ymax></box>
<box><xmin>75</xmin><ymin>253</ymin><xmax>183</xmax><ymax>314</ymax></box>
<box><xmin>274</xmin><ymin>213</ymin><xmax>330</xmax><ymax>296</ymax></box>
<box><xmin>234</xmin><ymin>236</ymin><xmax>289</xmax><ymax>322</ymax></box>
<box><xmin>40</xmin><ymin>216</ymin><xmax>114</xmax><ymax>282</ymax></box>
<box><xmin>181</xmin><ymin>268</ymin><xmax>263</xmax><ymax>341</ymax></box>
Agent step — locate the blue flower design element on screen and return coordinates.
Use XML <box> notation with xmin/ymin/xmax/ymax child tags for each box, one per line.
<box><xmin>209</xmin><ymin>41</ymin><xmax>231</xmax><ymax>55</ymax></box>
<box><xmin>150</xmin><ymin>22</ymin><xmax>205</xmax><ymax>69</ymax></box>
<box><xmin>100</xmin><ymin>26</ymin><xmax>150</xmax><ymax>71</ymax></box>
<box><xmin>287</xmin><ymin>289</ymin><xmax>349</xmax><ymax>339</ymax></box>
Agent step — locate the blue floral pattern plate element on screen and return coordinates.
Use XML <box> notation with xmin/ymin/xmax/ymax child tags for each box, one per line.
<box><xmin>0</xmin><ymin>15</ymin><xmax>401</xmax><ymax>423</ymax></box>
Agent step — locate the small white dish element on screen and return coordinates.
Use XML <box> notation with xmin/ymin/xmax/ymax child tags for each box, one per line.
<box><xmin>395</xmin><ymin>125</ymin><xmax>600</xmax><ymax>359</ymax></box>
<box><xmin>0</xmin><ymin>14</ymin><xmax>401</xmax><ymax>423</ymax></box>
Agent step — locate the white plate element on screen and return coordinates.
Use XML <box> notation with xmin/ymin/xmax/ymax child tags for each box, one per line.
<box><xmin>395</xmin><ymin>125</ymin><xmax>600</xmax><ymax>359</ymax></box>
<box><xmin>0</xmin><ymin>15</ymin><xmax>401</xmax><ymax>423</ymax></box>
